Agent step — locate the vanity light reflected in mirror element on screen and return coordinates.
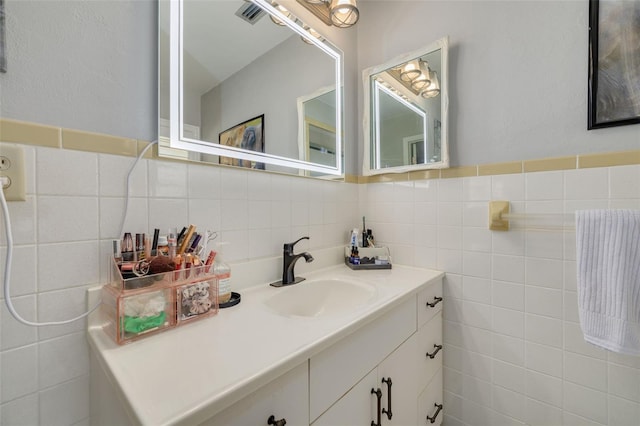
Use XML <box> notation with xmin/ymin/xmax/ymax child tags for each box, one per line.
<box><xmin>160</xmin><ymin>0</ymin><xmax>344</xmax><ymax>177</ymax></box>
<box><xmin>270</xmin><ymin>5</ymin><xmax>292</xmax><ymax>26</ymax></box>
<box><xmin>363</xmin><ymin>37</ymin><xmax>449</xmax><ymax>175</ymax></box>
<box><xmin>296</xmin><ymin>0</ymin><xmax>359</xmax><ymax>28</ymax></box>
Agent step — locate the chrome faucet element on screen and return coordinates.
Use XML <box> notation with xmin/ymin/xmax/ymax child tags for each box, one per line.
<box><xmin>271</xmin><ymin>237</ymin><xmax>314</xmax><ymax>287</ymax></box>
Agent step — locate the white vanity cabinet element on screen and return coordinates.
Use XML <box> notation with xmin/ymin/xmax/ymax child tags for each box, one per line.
<box><xmin>311</xmin><ymin>278</ymin><xmax>443</xmax><ymax>426</ymax></box>
<box><xmin>88</xmin><ymin>267</ymin><xmax>445</xmax><ymax>426</ymax></box>
<box><xmin>201</xmin><ymin>361</ymin><xmax>309</xmax><ymax>426</ymax></box>
<box><xmin>417</xmin><ymin>284</ymin><xmax>444</xmax><ymax>426</ymax></box>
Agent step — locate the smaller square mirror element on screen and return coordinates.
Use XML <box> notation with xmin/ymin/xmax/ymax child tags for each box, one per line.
<box><xmin>363</xmin><ymin>37</ymin><xmax>449</xmax><ymax>175</ymax></box>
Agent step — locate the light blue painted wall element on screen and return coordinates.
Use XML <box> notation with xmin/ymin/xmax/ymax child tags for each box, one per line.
<box><xmin>357</xmin><ymin>1</ymin><xmax>640</xmax><ymax>168</ymax></box>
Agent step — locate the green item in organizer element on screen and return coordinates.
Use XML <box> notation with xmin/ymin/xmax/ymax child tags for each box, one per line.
<box><xmin>123</xmin><ymin>311</ymin><xmax>167</xmax><ymax>334</ymax></box>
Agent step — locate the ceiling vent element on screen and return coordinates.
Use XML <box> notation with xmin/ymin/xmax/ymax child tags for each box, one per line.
<box><xmin>235</xmin><ymin>2</ymin><xmax>266</xmax><ymax>24</ymax></box>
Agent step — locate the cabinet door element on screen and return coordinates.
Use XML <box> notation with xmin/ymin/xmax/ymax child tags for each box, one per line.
<box><xmin>417</xmin><ymin>369</ymin><xmax>443</xmax><ymax>426</ymax></box>
<box><xmin>310</xmin><ymin>297</ymin><xmax>416</xmax><ymax>421</ymax></box>
<box><xmin>312</xmin><ymin>369</ymin><xmax>378</xmax><ymax>426</ymax></box>
<box><xmin>377</xmin><ymin>333</ymin><xmax>419</xmax><ymax>426</ymax></box>
<box><xmin>201</xmin><ymin>361</ymin><xmax>309</xmax><ymax>426</ymax></box>
<box><xmin>417</xmin><ymin>313</ymin><xmax>443</xmax><ymax>392</ymax></box>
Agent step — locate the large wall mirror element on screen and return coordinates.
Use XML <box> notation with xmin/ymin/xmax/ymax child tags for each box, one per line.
<box><xmin>362</xmin><ymin>37</ymin><xmax>449</xmax><ymax>175</ymax></box>
<box><xmin>159</xmin><ymin>0</ymin><xmax>344</xmax><ymax>177</ymax></box>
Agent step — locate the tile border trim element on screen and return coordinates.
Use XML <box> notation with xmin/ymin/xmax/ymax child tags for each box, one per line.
<box><xmin>1</xmin><ymin>118</ymin><xmax>639</xmax><ymax>183</ymax></box>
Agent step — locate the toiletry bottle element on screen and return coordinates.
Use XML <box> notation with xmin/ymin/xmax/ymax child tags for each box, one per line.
<box><xmin>213</xmin><ymin>243</ymin><xmax>232</xmax><ymax>303</ymax></box>
<box><xmin>151</xmin><ymin>229</ymin><xmax>160</xmax><ymax>256</ymax></box>
<box><xmin>157</xmin><ymin>235</ymin><xmax>169</xmax><ymax>256</ymax></box>
<box><xmin>350</xmin><ymin>228</ymin><xmax>359</xmax><ymax>247</ymax></box>
<box><xmin>353</xmin><ymin>247</ymin><xmax>360</xmax><ymax>265</ymax></box>
<box><xmin>168</xmin><ymin>228</ymin><xmax>177</xmax><ymax>258</ymax></box>
<box><xmin>135</xmin><ymin>233</ymin><xmax>144</xmax><ymax>260</ymax></box>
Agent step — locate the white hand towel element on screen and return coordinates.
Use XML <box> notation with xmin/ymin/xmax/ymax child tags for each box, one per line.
<box><xmin>575</xmin><ymin>209</ymin><xmax>640</xmax><ymax>355</ymax></box>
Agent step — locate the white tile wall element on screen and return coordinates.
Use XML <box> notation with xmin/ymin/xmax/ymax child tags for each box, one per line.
<box><xmin>0</xmin><ymin>145</ymin><xmax>359</xmax><ymax>425</ymax></box>
<box><xmin>2</xmin><ymin>144</ymin><xmax>638</xmax><ymax>426</ymax></box>
<box><xmin>364</xmin><ymin>166</ymin><xmax>640</xmax><ymax>426</ymax></box>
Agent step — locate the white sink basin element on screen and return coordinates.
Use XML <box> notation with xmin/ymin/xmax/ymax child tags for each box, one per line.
<box><xmin>264</xmin><ymin>278</ymin><xmax>377</xmax><ymax>318</ymax></box>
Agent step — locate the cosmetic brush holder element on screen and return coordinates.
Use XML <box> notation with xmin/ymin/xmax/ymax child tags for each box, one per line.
<box><xmin>102</xmin><ymin>257</ymin><xmax>219</xmax><ymax>345</ymax></box>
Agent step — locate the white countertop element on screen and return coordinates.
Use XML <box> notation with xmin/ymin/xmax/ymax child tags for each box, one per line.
<box><xmin>87</xmin><ymin>264</ymin><xmax>444</xmax><ymax>425</ymax></box>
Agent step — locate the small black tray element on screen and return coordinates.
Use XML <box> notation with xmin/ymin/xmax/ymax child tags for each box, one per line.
<box><xmin>219</xmin><ymin>292</ymin><xmax>241</xmax><ymax>309</ymax></box>
<box><xmin>344</xmin><ymin>258</ymin><xmax>392</xmax><ymax>270</ymax></box>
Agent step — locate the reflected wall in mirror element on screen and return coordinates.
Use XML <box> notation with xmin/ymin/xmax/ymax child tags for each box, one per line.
<box><xmin>363</xmin><ymin>37</ymin><xmax>449</xmax><ymax>175</ymax></box>
<box><xmin>297</xmin><ymin>86</ymin><xmax>338</xmax><ymax>177</ymax></box>
<box><xmin>159</xmin><ymin>0</ymin><xmax>344</xmax><ymax>177</ymax></box>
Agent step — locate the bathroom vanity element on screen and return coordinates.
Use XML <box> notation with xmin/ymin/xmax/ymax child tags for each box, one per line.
<box><xmin>88</xmin><ymin>265</ymin><xmax>444</xmax><ymax>425</ymax></box>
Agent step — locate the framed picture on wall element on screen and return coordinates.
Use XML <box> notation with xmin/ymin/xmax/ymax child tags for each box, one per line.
<box><xmin>218</xmin><ymin>114</ymin><xmax>265</xmax><ymax>169</ymax></box>
<box><xmin>0</xmin><ymin>0</ymin><xmax>6</xmax><ymax>73</ymax></box>
<box><xmin>588</xmin><ymin>0</ymin><xmax>640</xmax><ymax>129</ymax></box>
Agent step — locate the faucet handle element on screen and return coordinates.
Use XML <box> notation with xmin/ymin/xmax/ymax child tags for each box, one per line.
<box><xmin>284</xmin><ymin>236</ymin><xmax>309</xmax><ymax>251</ymax></box>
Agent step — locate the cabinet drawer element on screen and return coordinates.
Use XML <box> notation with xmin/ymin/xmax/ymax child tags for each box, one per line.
<box><xmin>310</xmin><ymin>297</ymin><xmax>417</xmax><ymax>421</ymax></box>
<box><xmin>201</xmin><ymin>361</ymin><xmax>309</xmax><ymax>426</ymax></box>
<box><xmin>417</xmin><ymin>278</ymin><xmax>443</xmax><ymax>328</ymax></box>
<box><xmin>417</xmin><ymin>368</ymin><xmax>443</xmax><ymax>426</ymax></box>
<box><xmin>417</xmin><ymin>313</ymin><xmax>443</xmax><ymax>392</ymax></box>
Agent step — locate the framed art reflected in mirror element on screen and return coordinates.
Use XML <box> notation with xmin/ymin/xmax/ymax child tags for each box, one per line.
<box><xmin>219</xmin><ymin>114</ymin><xmax>265</xmax><ymax>170</ymax></box>
<box><xmin>588</xmin><ymin>0</ymin><xmax>640</xmax><ymax>129</ymax></box>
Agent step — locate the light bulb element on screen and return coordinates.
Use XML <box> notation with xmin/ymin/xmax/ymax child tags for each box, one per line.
<box><xmin>411</xmin><ymin>73</ymin><xmax>431</xmax><ymax>91</ymax></box>
<box><xmin>400</xmin><ymin>60</ymin><xmax>420</xmax><ymax>82</ymax></box>
<box><xmin>330</xmin><ymin>0</ymin><xmax>359</xmax><ymax>28</ymax></box>
<box><xmin>421</xmin><ymin>70</ymin><xmax>440</xmax><ymax>98</ymax></box>
<box><xmin>270</xmin><ymin>5</ymin><xmax>291</xmax><ymax>26</ymax></box>
<box><xmin>301</xmin><ymin>26</ymin><xmax>322</xmax><ymax>44</ymax></box>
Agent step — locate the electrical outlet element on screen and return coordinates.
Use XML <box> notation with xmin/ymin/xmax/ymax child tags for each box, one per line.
<box><xmin>0</xmin><ymin>144</ymin><xmax>26</xmax><ymax>201</ymax></box>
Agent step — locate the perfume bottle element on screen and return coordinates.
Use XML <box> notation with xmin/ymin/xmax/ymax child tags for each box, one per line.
<box><xmin>213</xmin><ymin>243</ymin><xmax>232</xmax><ymax>303</ymax></box>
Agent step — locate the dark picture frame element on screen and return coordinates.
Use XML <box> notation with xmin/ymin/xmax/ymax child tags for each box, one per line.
<box><xmin>588</xmin><ymin>0</ymin><xmax>640</xmax><ymax>129</ymax></box>
<box><xmin>218</xmin><ymin>114</ymin><xmax>265</xmax><ymax>169</ymax></box>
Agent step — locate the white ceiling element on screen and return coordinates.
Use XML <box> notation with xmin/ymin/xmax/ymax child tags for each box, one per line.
<box><xmin>181</xmin><ymin>0</ymin><xmax>294</xmax><ymax>95</ymax></box>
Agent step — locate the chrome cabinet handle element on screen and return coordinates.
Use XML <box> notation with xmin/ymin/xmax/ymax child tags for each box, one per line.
<box><xmin>381</xmin><ymin>377</ymin><xmax>393</xmax><ymax>420</ymax></box>
<box><xmin>371</xmin><ymin>388</ymin><xmax>382</xmax><ymax>426</ymax></box>
<box><xmin>267</xmin><ymin>415</ymin><xmax>286</xmax><ymax>426</ymax></box>
<box><xmin>426</xmin><ymin>403</ymin><xmax>443</xmax><ymax>424</ymax></box>
<box><xmin>426</xmin><ymin>296</ymin><xmax>443</xmax><ymax>308</ymax></box>
<box><xmin>426</xmin><ymin>344</ymin><xmax>443</xmax><ymax>359</ymax></box>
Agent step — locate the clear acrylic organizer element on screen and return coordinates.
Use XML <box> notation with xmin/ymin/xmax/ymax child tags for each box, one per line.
<box><xmin>102</xmin><ymin>257</ymin><xmax>219</xmax><ymax>345</ymax></box>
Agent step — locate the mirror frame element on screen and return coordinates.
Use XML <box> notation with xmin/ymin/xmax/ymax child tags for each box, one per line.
<box><xmin>168</xmin><ymin>0</ymin><xmax>344</xmax><ymax>176</ymax></box>
<box><xmin>362</xmin><ymin>36</ymin><xmax>449</xmax><ymax>175</ymax></box>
